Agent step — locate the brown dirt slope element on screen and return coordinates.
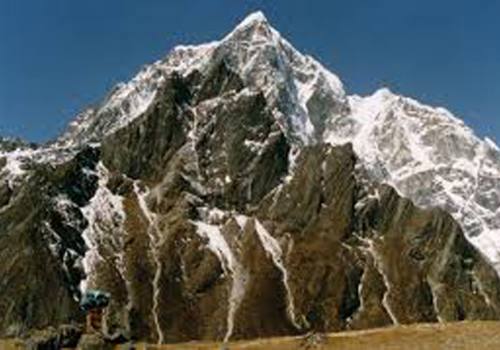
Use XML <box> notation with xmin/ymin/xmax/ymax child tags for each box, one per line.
<box><xmin>131</xmin><ymin>321</ymin><xmax>500</xmax><ymax>350</ymax></box>
<box><xmin>2</xmin><ymin>321</ymin><xmax>500</xmax><ymax>349</ymax></box>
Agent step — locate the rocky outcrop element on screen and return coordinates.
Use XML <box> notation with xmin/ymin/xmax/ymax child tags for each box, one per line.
<box><xmin>257</xmin><ymin>144</ymin><xmax>500</xmax><ymax>330</ymax></box>
<box><xmin>0</xmin><ymin>147</ymin><xmax>100</xmax><ymax>337</ymax></box>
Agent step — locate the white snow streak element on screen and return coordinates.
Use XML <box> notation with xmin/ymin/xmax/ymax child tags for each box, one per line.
<box><xmin>191</xmin><ymin>220</ymin><xmax>247</xmax><ymax>342</ymax></box>
<box><xmin>357</xmin><ymin>235</ymin><xmax>399</xmax><ymax>325</ymax></box>
<box><xmin>254</xmin><ymin>219</ymin><xmax>300</xmax><ymax>329</ymax></box>
<box><xmin>133</xmin><ymin>182</ymin><xmax>165</xmax><ymax>344</ymax></box>
<box><xmin>472</xmin><ymin>271</ymin><xmax>493</xmax><ymax>308</ymax></box>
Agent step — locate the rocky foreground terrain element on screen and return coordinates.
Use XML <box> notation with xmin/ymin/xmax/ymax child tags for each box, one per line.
<box><xmin>3</xmin><ymin>321</ymin><xmax>500</xmax><ymax>349</ymax></box>
<box><xmin>1</xmin><ymin>11</ymin><xmax>500</xmax><ymax>347</ymax></box>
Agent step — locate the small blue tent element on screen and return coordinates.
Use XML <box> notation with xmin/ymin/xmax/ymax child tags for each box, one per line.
<box><xmin>80</xmin><ymin>289</ymin><xmax>111</xmax><ymax>311</ymax></box>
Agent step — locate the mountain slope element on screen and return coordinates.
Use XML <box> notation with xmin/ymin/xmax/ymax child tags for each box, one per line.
<box><xmin>324</xmin><ymin>88</ymin><xmax>500</xmax><ymax>271</ymax></box>
<box><xmin>55</xmin><ymin>11</ymin><xmax>346</xmax><ymax>148</ymax></box>
<box><xmin>1</xmin><ymin>11</ymin><xmax>500</xmax><ymax>345</ymax></box>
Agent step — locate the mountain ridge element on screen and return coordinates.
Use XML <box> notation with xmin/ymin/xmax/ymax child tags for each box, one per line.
<box><xmin>2</xmin><ymin>11</ymin><xmax>499</xmax><ymax>271</ymax></box>
<box><xmin>1</xmin><ymin>11</ymin><xmax>500</xmax><ymax>345</ymax></box>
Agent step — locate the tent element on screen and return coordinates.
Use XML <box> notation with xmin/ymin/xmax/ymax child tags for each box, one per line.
<box><xmin>79</xmin><ymin>289</ymin><xmax>111</xmax><ymax>311</ymax></box>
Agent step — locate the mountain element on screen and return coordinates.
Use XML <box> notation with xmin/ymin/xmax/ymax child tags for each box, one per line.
<box><xmin>324</xmin><ymin>88</ymin><xmax>500</xmax><ymax>271</ymax></box>
<box><xmin>1</xmin><ymin>11</ymin><xmax>500</xmax><ymax>345</ymax></box>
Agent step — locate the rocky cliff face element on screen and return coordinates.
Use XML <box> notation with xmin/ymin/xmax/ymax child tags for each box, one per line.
<box><xmin>1</xmin><ymin>11</ymin><xmax>500</xmax><ymax>345</ymax></box>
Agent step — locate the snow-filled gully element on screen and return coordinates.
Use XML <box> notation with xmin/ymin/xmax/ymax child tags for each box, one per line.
<box><xmin>357</xmin><ymin>235</ymin><xmax>399</xmax><ymax>325</ymax></box>
<box><xmin>133</xmin><ymin>182</ymin><xmax>165</xmax><ymax>344</ymax></box>
<box><xmin>191</xmin><ymin>220</ymin><xmax>247</xmax><ymax>342</ymax></box>
<box><xmin>189</xmin><ymin>215</ymin><xmax>300</xmax><ymax>341</ymax></box>
<box><xmin>254</xmin><ymin>219</ymin><xmax>301</xmax><ymax>330</ymax></box>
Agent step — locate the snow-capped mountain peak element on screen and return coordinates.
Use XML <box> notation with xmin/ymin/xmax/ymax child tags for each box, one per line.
<box><xmin>2</xmin><ymin>11</ymin><xmax>500</xmax><ymax>273</ymax></box>
<box><xmin>223</xmin><ymin>10</ymin><xmax>269</xmax><ymax>38</ymax></box>
<box><xmin>3</xmin><ymin>10</ymin><xmax>500</xmax><ymax>343</ymax></box>
<box><xmin>56</xmin><ymin>12</ymin><xmax>347</xmax><ymax>147</ymax></box>
<box><xmin>325</xmin><ymin>86</ymin><xmax>500</xmax><ymax>270</ymax></box>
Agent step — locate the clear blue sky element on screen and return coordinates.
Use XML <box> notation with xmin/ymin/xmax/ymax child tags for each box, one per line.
<box><xmin>1</xmin><ymin>0</ymin><xmax>499</xmax><ymax>144</ymax></box>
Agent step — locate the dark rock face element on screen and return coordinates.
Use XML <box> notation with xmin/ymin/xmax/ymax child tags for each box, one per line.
<box><xmin>257</xmin><ymin>145</ymin><xmax>500</xmax><ymax>331</ymax></box>
<box><xmin>1</xmin><ymin>59</ymin><xmax>500</xmax><ymax>346</ymax></box>
<box><xmin>0</xmin><ymin>181</ymin><xmax>12</xmax><ymax>208</ymax></box>
<box><xmin>0</xmin><ymin>147</ymin><xmax>99</xmax><ymax>337</ymax></box>
<box><xmin>101</xmin><ymin>74</ymin><xmax>191</xmax><ymax>181</ymax></box>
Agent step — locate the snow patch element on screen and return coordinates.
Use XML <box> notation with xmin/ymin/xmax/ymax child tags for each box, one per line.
<box><xmin>234</xmin><ymin>215</ymin><xmax>249</xmax><ymax>231</ymax></box>
<box><xmin>485</xmin><ymin>137</ymin><xmax>500</xmax><ymax>152</ymax></box>
<box><xmin>192</xmin><ymin>221</ymin><xmax>235</xmax><ymax>274</ymax></box>
<box><xmin>80</xmin><ymin>163</ymin><xmax>126</xmax><ymax>293</ymax></box>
